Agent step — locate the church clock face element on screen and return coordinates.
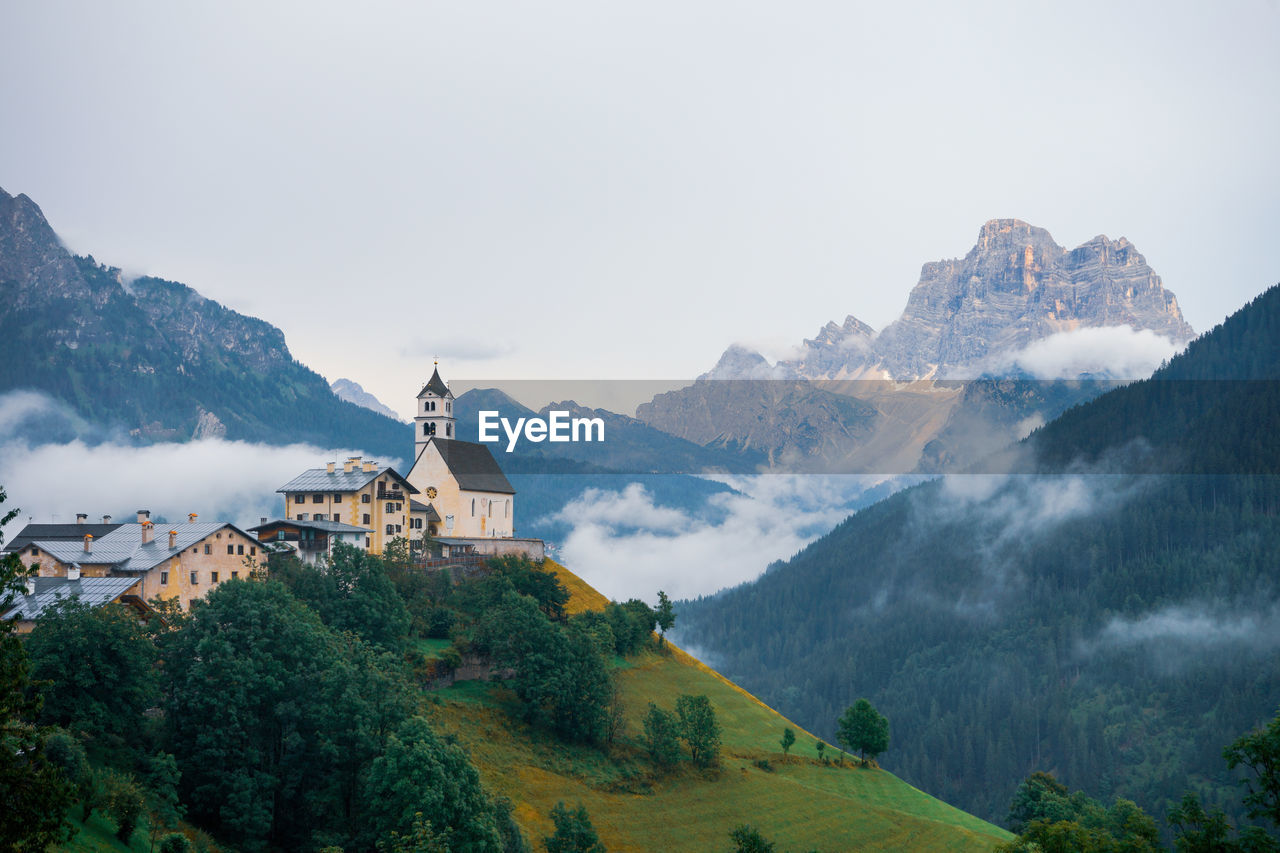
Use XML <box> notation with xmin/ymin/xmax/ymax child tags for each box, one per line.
<box><xmin>426</xmin><ymin>487</ymin><xmax>438</xmax><ymax>500</ymax></box>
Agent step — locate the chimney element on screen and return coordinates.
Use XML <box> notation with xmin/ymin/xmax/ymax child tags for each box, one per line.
<box><xmin>344</xmin><ymin>457</ymin><xmax>359</xmax><ymax>473</ymax></box>
<box><xmin>327</xmin><ymin>461</ymin><xmax>336</xmax><ymax>473</ymax></box>
<box><xmin>260</xmin><ymin>517</ymin><xmax>268</xmax><ymax>525</ymax></box>
<box><xmin>137</xmin><ymin>509</ymin><xmax>151</xmax><ymax>524</ymax></box>
<box><xmin>67</xmin><ymin>564</ymin><xmax>81</xmax><ymax>581</ymax></box>
<box><xmin>188</xmin><ymin>513</ymin><xmax>198</xmax><ymax>524</ymax></box>
<box><xmin>25</xmin><ymin>575</ymin><xmax>36</xmax><ymax>596</ymax></box>
<box><xmin>76</xmin><ymin>513</ymin><xmax>87</xmax><ymax>524</ymax></box>
<box><xmin>363</xmin><ymin>460</ymin><xmax>376</xmax><ymax>472</ymax></box>
<box><xmin>142</xmin><ymin>521</ymin><xmax>154</xmax><ymax>545</ymax></box>
<box><xmin>83</xmin><ymin>534</ymin><xmax>93</xmax><ymax>554</ymax></box>
<box><xmin>168</xmin><ymin>530</ymin><xmax>178</xmax><ymax>549</ymax></box>
<box><xmin>102</xmin><ymin>514</ymin><xmax>112</xmax><ymax>524</ymax></box>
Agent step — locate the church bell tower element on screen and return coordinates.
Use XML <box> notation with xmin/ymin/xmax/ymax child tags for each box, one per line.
<box><xmin>415</xmin><ymin>362</ymin><xmax>456</xmax><ymax>459</ymax></box>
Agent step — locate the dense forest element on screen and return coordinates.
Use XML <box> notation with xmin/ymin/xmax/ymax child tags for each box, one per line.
<box><xmin>676</xmin><ymin>284</ymin><xmax>1280</xmax><ymax>837</ymax></box>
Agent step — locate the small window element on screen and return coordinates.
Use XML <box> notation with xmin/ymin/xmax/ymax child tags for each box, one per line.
<box><xmin>385</xmin><ymin>524</ymin><xmax>394</xmax><ymax>535</ymax></box>
<box><xmin>277</xmin><ymin>530</ymin><xmax>285</xmax><ymax>541</ymax></box>
<box><xmin>332</xmin><ymin>493</ymin><xmax>342</xmax><ymax>502</ymax></box>
<box><xmin>161</xmin><ymin>571</ymin><xmax>169</xmax><ymax>585</ymax></box>
<box><xmin>332</xmin><ymin>513</ymin><xmax>340</xmax><ymax>523</ymax></box>
<box><xmin>204</xmin><ymin>544</ymin><xmax>211</xmax><ymax>555</ymax></box>
<box><xmin>249</xmin><ymin>546</ymin><xmax>255</xmax><ymax>556</ymax></box>
<box><xmin>232</xmin><ymin>571</ymin><xmax>239</xmax><ymax>580</ymax></box>
<box><xmin>28</xmin><ymin>547</ymin><xmax>37</xmax><ymax>557</ymax></box>
<box><xmin>190</xmin><ymin>571</ymin><xmax>199</xmax><ymax>585</ymax></box>
<box><xmin>363</xmin><ymin>513</ymin><xmax>370</xmax><ymax>525</ymax></box>
<box><xmin>446</xmin><ymin>402</ymin><xmax>451</xmax><ymax>413</ymax></box>
<box><xmin>386</xmin><ymin>503</ymin><xmax>395</xmax><ymax>513</ymax></box>
<box><xmin>314</xmin><ymin>514</ymin><xmax>326</xmax><ymax>522</ymax></box>
<box><xmin>312</xmin><ymin>494</ymin><xmax>324</xmax><ymax>503</ymax></box>
<box><xmin>298</xmin><ymin>513</ymin><xmax>308</xmax><ymax>521</ymax></box>
<box><xmin>395</xmin><ymin>524</ymin><xmax>402</xmax><ymax>533</ymax></box>
<box><xmin>365</xmin><ymin>536</ymin><xmax>371</xmax><ymax>548</ymax></box>
<box><xmin>505</xmin><ymin>500</ymin><xmax>510</xmax><ymax>518</ymax></box>
<box><xmin>361</xmin><ymin>494</ymin><xmax>370</xmax><ymax>503</ymax></box>
<box><xmin>447</xmin><ymin>423</ymin><xmax>452</xmax><ymax>437</ymax></box>
<box><xmin>211</xmin><ymin>571</ymin><xmax>219</xmax><ymax>583</ymax></box>
<box><xmin>227</xmin><ymin>545</ymin><xmax>234</xmax><ymax>555</ymax></box>
<box><xmin>471</xmin><ymin>498</ymin><xmax>475</xmax><ymax>516</ymax></box>
<box><xmin>237</xmin><ymin>544</ymin><xmax>244</xmax><ymax>555</ymax></box>
<box><xmin>294</xmin><ymin>494</ymin><xmax>304</xmax><ymax>504</ymax></box>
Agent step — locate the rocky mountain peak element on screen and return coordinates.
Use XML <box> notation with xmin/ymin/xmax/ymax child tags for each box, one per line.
<box><xmin>703</xmin><ymin>219</ymin><xmax>1195</xmax><ymax>381</ymax></box>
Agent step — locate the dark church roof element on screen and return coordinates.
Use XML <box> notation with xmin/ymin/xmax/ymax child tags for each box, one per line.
<box><xmin>418</xmin><ymin>367</ymin><xmax>451</xmax><ymax>399</ymax></box>
<box><xmin>427</xmin><ymin>438</ymin><xmax>515</xmax><ymax>494</ymax></box>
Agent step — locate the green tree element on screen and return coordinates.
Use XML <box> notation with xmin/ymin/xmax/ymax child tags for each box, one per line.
<box><xmin>729</xmin><ymin>824</ymin><xmax>777</xmax><ymax>853</ymax></box>
<box><xmin>0</xmin><ymin>486</ymin><xmax>75</xmax><ymax>852</ymax></box>
<box><xmin>543</xmin><ymin>802</ymin><xmax>605</xmax><ymax>853</ymax></box>
<box><xmin>105</xmin><ymin>770</ymin><xmax>145</xmax><ymax>844</ymax></box>
<box><xmin>655</xmin><ymin>590</ymin><xmax>675</xmax><ymax>648</ymax></box>
<box><xmin>780</xmin><ymin>727</ymin><xmax>795</xmax><ymax>758</ymax></box>
<box><xmin>836</xmin><ymin>698</ymin><xmax>889</xmax><ymax>762</ymax></box>
<box><xmin>1225</xmin><ymin>712</ymin><xmax>1280</xmax><ymax>830</ymax></box>
<box><xmin>643</xmin><ymin>703</ymin><xmax>682</xmax><ymax>769</ymax></box>
<box><xmin>280</xmin><ymin>543</ymin><xmax>412</xmax><ymax>650</ymax></box>
<box><xmin>676</xmin><ymin>694</ymin><xmax>721</xmax><ymax>768</ymax></box>
<box><xmin>815</xmin><ymin>741</ymin><xmax>826</xmax><ymax>763</ymax></box>
<box><xmin>362</xmin><ymin>716</ymin><xmax>500</xmax><ymax>852</ymax></box>
<box><xmin>26</xmin><ymin>598</ymin><xmax>160</xmax><ymax>747</ymax></box>
<box><xmin>161</xmin><ymin>580</ymin><xmax>410</xmax><ymax>851</ymax></box>
<box><xmin>144</xmin><ymin>752</ymin><xmax>185</xmax><ymax>853</ymax></box>
<box><xmin>1007</xmin><ymin>772</ymin><xmax>1070</xmax><ymax>834</ymax></box>
<box><xmin>489</xmin><ymin>555</ymin><xmax>569</xmax><ymax>622</ymax></box>
<box><xmin>1169</xmin><ymin>793</ymin><xmax>1236</xmax><ymax>852</ymax></box>
<box><xmin>377</xmin><ymin>812</ymin><xmax>452</xmax><ymax>853</ymax></box>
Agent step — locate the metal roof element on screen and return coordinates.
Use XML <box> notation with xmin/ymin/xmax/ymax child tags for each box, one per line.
<box><xmin>4</xmin><ymin>523</ymin><xmax>122</xmax><ymax>553</ymax></box>
<box><xmin>19</xmin><ymin>523</ymin><xmax>258</xmax><ymax>574</ymax></box>
<box><xmin>420</xmin><ymin>438</ymin><xmax>515</xmax><ymax>494</ymax></box>
<box><xmin>418</xmin><ymin>366</ymin><xmax>451</xmax><ymax>398</ymax></box>
<box><xmin>277</xmin><ymin>466</ymin><xmax>418</xmax><ymax>494</ymax></box>
<box><xmin>250</xmin><ymin>518</ymin><xmax>370</xmax><ymax>535</ymax></box>
<box><xmin>2</xmin><ymin>576</ymin><xmax>141</xmax><ymax>622</ymax></box>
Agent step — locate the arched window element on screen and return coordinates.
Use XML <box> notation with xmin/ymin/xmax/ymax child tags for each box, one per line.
<box><xmin>427</xmin><ymin>423</ymin><xmax>436</xmax><ymax>435</ymax></box>
<box><xmin>446</xmin><ymin>423</ymin><xmax>452</xmax><ymax>437</ymax></box>
<box><xmin>471</xmin><ymin>498</ymin><xmax>475</xmax><ymax>516</ymax></box>
<box><xmin>423</xmin><ymin>422</ymin><xmax>429</xmax><ymax>435</ymax></box>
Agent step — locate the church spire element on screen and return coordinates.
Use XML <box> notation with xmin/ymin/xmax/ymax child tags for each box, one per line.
<box><xmin>415</xmin><ymin>363</ymin><xmax>456</xmax><ymax>455</ymax></box>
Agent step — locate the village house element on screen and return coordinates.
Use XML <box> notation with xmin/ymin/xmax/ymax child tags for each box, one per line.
<box><xmin>4</xmin><ymin>510</ymin><xmax>262</xmax><ymax>613</ymax></box>
<box><xmin>274</xmin><ymin>457</ymin><xmax>417</xmax><ymax>555</ymax></box>
<box><xmin>248</xmin><ymin>517</ymin><xmax>370</xmax><ymax>565</ymax></box>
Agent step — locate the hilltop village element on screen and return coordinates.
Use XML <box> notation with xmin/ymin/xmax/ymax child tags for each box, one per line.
<box><xmin>2</xmin><ymin>366</ymin><xmax>541</xmax><ymax>631</ymax></box>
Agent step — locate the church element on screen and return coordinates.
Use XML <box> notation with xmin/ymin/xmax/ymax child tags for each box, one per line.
<box><xmin>405</xmin><ymin>365</ymin><xmax>515</xmax><ymax>539</ymax></box>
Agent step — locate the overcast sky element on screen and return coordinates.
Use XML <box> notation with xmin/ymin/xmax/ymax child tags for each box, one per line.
<box><xmin>2</xmin><ymin>1</ymin><xmax>1277</xmax><ymax>419</ymax></box>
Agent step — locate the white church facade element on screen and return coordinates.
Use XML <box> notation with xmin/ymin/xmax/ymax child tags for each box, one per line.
<box><xmin>405</xmin><ymin>366</ymin><xmax>516</xmax><ymax>539</ymax></box>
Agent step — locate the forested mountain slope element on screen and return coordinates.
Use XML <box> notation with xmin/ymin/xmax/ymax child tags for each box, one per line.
<box><xmin>675</xmin><ymin>283</ymin><xmax>1280</xmax><ymax>833</ymax></box>
<box><xmin>0</xmin><ymin>187</ymin><xmax>410</xmax><ymax>459</ymax></box>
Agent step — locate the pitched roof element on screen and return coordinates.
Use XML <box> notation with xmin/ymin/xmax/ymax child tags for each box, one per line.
<box><xmin>422</xmin><ymin>438</ymin><xmax>515</xmax><ymax>494</ymax></box>
<box><xmin>2</xmin><ymin>576</ymin><xmax>141</xmax><ymax>622</ymax></box>
<box><xmin>277</xmin><ymin>466</ymin><xmax>417</xmax><ymax>494</ymax></box>
<box><xmin>250</xmin><ymin>519</ymin><xmax>371</xmax><ymax>535</ymax></box>
<box><xmin>4</xmin><ymin>523</ymin><xmax>122</xmax><ymax>553</ymax></box>
<box><xmin>22</xmin><ymin>523</ymin><xmax>259</xmax><ymax>574</ymax></box>
<box><xmin>409</xmin><ymin>500</ymin><xmax>442</xmax><ymax>522</ymax></box>
<box><xmin>418</xmin><ymin>367</ymin><xmax>451</xmax><ymax>398</ymax></box>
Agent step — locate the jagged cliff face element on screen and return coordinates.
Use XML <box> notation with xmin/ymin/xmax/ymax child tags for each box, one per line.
<box><xmin>708</xmin><ymin>219</ymin><xmax>1194</xmax><ymax>381</ymax></box>
<box><xmin>0</xmin><ymin>186</ymin><xmax>408</xmax><ymax>456</ymax></box>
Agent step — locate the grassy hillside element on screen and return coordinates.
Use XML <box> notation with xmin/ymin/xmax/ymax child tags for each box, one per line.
<box><xmin>424</xmin><ymin>558</ymin><xmax>1010</xmax><ymax>852</ymax></box>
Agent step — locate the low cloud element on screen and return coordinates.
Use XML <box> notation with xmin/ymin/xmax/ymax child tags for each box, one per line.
<box><xmin>1095</xmin><ymin>602</ymin><xmax>1280</xmax><ymax>649</ymax></box>
<box><xmin>971</xmin><ymin>325</ymin><xmax>1183</xmax><ymax>380</ymax></box>
<box><xmin>551</xmin><ymin>474</ymin><xmax>891</xmax><ymax>601</ymax></box>
<box><xmin>0</xmin><ymin>392</ymin><xmax>389</xmax><ymax>543</ymax></box>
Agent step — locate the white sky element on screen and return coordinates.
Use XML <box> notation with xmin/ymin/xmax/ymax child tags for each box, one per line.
<box><xmin>2</xmin><ymin>1</ymin><xmax>1278</xmax><ymax>420</ymax></box>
